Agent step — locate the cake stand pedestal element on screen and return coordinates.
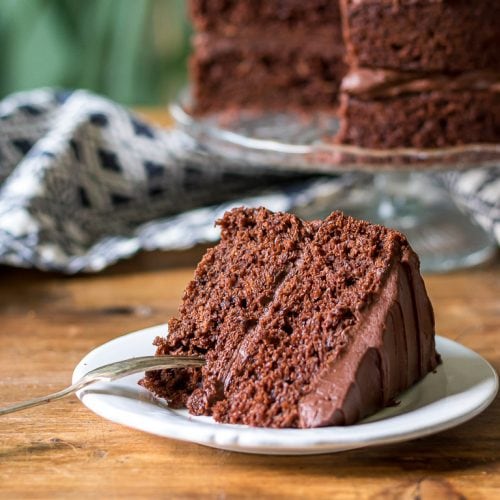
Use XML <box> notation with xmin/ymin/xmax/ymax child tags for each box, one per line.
<box><xmin>171</xmin><ymin>99</ymin><xmax>499</xmax><ymax>273</ymax></box>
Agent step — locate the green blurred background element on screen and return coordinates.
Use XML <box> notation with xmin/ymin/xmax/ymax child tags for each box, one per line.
<box><xmin>0</xmin><ymin>0</ymin><xmax>191</xmax><ymax>105</ymax></box>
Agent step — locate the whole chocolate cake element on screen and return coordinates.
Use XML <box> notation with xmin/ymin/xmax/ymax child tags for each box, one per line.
<box><xmin>141</xmin><ymin>208</ymin><xmax>440</xmax><ymax>428</ymax></box>
<box><xmin>188</xmin><ymin>0</ymin><xmax>500</xmax><ymax>149</ymax></box>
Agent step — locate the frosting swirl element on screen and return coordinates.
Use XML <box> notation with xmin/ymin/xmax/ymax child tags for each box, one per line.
<box><xmin>341</xmin><ymin>68</ymin><xmax>500</xmax><ymax>98</ymax></box>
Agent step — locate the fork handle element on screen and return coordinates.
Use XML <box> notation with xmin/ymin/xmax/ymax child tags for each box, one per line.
<box><xmin>0</xmin><ymin>383</ymin><xmax>86</xmax><ymax>416</ymax></box>
<box><xmin>0</xmin><ymin>355</ymin><xmax>205</xmax><ymax>416</ymax></box>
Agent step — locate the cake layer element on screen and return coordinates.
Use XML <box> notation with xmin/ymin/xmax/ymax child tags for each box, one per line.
<box><xmin>142</xmin><ymin>208</ymin><xmax>439</xmax><ymax>428</ymax></box>
<box><xmin>191</xmin><ymin>32</ymin><xmax>345</xmax><ymax>114</ymax></box>
<box><xmin>340</xmin><ymin>0</ymin><xmax>500</xmax><ymax>72</ymax></box>
<box><xmin>336</xmin><ymin>90</ymin><xmax>500</xmax><ymax>149</ymax></box>
<box><xmin>190</xmin><ymin>0</ymin><xmax>341</xmax><ymax>34</ymax></box>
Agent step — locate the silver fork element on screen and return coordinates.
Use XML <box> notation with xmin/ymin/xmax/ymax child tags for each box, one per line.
<box><xmin>0</xmin><ymin>355</ymin><xmax>205</xmax><ymax>416</ymax></box>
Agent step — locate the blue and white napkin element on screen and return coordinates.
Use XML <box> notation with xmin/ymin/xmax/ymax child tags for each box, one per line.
<box><xmin>0</xmin><ymin>89</ymin><xmax>498</xmax><ymax>272</ymax></box>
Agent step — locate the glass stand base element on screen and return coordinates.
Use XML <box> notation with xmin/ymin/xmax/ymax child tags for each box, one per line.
<box><xmin>297</xmin><ymin>173</ymin><xmax>497</xmax><ymax>273</ymax></box>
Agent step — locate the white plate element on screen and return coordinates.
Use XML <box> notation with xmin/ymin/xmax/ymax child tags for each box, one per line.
<box><xmin>73</xmin><ymin>324</ymin><xmax>498</xmax><ymax>455</ymax></box>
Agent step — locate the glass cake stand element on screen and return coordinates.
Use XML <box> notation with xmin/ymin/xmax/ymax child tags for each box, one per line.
<box><xmin>170</xmin><ymin>96</ymin><xmax>499</xmax><ymax>273</ymax></box>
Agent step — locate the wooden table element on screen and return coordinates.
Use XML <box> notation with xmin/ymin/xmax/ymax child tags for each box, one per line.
<box><xmin>1</xmin><ymin>111</ymin><xmax>499</xmax><ymax>499</ymax></box>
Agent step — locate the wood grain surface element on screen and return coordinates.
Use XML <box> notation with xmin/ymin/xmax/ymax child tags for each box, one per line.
<box><xmin>0</xmin><ymin>110</ymin><xmax>498</xmax><ymax>499</ymax></box>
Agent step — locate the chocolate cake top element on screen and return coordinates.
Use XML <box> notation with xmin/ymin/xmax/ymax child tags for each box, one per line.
<box><xmin>341</xmin><ymin>69</ymin><xmax>500</xmax><ymax>99</ymax></box>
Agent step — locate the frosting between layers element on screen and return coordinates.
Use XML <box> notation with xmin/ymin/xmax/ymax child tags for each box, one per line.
<box><xmin>341</xmin><ymin>68</ymin><xmax>500</xmax><ymax>99</ymax></box>
<box><xmin>194</xmin><ymin>26</ymin><xmax>344</xmax><ymax>56</ymax></box>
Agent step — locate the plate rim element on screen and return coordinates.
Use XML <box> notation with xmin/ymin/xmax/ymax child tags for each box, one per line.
<box><xmin>73</xmin><ymin>324</ymin><xmax>499</xmax><ymax>454</ymax></box>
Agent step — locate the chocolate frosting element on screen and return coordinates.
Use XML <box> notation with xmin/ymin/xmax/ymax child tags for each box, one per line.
<box><xmin>299</xmin><ymin>248</ymin><xmax>438</xmax><ymax>427</ymax></box>
<box><xmin>341</xmin><ymin>68</ymin><xmax>500</xmax><ymax>99</ymax></box>
<box><xmin>194</xmin><ymin>26</ymin><xmax>343</xmax><ymax>55</ymax></box>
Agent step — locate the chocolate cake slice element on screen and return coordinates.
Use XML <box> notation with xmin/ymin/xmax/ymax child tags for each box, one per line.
<box><xmin>142</xmin><ymin>208</ymin><xmax>440</xmax><ymax>428</ymax></box>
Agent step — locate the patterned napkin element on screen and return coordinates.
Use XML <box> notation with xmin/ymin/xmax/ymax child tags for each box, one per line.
<box><xmin>0</xmin><ymin>89</ymin><xmax>498</xmax><ymax>273</ymax></box>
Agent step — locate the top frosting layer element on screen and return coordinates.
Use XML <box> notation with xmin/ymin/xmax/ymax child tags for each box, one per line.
<box><xmin>341</xmin><ymin>68</ymin><xmax>500</xmax><ymax>98</ymax></box>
